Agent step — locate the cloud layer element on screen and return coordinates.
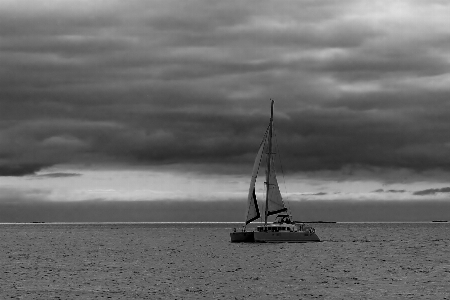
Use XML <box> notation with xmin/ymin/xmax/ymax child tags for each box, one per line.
<box><xmin>1</xmin><ymin>0</ymin><xmax>450</xmax><ymax>184</ymax></box>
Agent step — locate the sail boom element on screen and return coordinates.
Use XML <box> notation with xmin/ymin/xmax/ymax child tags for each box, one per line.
<box><xmin>245</xmin><ymin>215</ymin><xmax>260</xmax><ymax>225</ymax></box>
<box><xmin>267</xmin><ymin>207</ymin><xmax>288</xmax><ymax>217</ymax></box>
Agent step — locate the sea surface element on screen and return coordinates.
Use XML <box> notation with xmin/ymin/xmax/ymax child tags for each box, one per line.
<box><xmin>1</xmin><ymin>222</ymin><xmax>450</xmax><ymax>299</ymax></box>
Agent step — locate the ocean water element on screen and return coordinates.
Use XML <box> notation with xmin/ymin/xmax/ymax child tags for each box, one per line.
<box><xmin>1</xmin><ymin>222</ymin><xmax>450</xmax><ymax>300</ymax></box>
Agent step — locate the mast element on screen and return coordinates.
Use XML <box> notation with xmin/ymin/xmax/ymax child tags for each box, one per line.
<box><xmin>264</xmin><ymin>99</ymin><xmax>274</xmax><ymax>225</ymax></box>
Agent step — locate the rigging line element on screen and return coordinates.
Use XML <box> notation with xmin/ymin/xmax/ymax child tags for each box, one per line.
<box><xmin>259</xmin><ymin>124</ymin><xmax>270</xmax><ymax>148</ymax></box>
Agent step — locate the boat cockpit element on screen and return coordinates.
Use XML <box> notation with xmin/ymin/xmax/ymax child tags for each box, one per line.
<box><xmin>273</xmin><ymin>213</ymin><xmax>293</xmax><ymax>224</ymax></box>
<box><xmin>255</xmin><ymin>214</ymin><xmax>316</xmax><ymax>234</ymax></box>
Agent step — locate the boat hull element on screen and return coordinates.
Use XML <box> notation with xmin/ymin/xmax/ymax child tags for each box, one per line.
<box><xmin>253</xmin><ymin>231</ymin><xmax>320</xmax><ymax>243</ymax></box>
<box><xmin>230</xmin><ymin>231</ymin><xmax>255</xmax><ymax>243</ymax></box>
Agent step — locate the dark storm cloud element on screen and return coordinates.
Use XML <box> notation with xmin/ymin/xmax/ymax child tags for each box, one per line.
<box><xmin>2</xmin><ymin>0</ymin><xmax>450</xmax><ymax>182</ymax></box>
<box><xmin>413</xmin><ymin>187</ymin><xmax>450</xmax><ymax>196</ymax></box>
<box><xmin>373</xmin><ymin>189</ymin><xmax>406</xmax><ymax>193</ymax></box>
<box><xmin>310</xmin><ymin>192</ymin><xmax>327</xmax><ymax>196</ymax></box>
<box><xmin>269</xmin><ymin>104</ymin><xmax>450</xmax><ymax>175</ymax></box>
<box><xmin>0</xmin><ymin>164</ymin><xmax>47</xmax><ymax>176</ymax></box>
<box><xmin>35</xmin><ymin>173</ymin><xmax>82</xmax><ymax>178</ymax></box>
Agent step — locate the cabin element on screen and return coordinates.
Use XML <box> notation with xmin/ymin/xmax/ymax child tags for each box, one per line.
<box><xmin>273</xmin><ymin>213</ymin><xmax>293</xmax><ymax>224</ymax></box>
<box><xmin>256</xmin><ymin>225</ymin><xmax>294</xmax><ymax>232</ymax></box>
<box><xmin>256</xmin><ymin>214</ymin><xmax>308</xmax><ymax>233</ymax></box>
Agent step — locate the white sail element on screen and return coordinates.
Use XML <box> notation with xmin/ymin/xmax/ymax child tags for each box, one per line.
<box><xmin>244</xmin><ymin>136</ymin><xmax>266</xmax><ymax>225</ymax></box>
<box><xmin>266</xmin><ymin>155</ymin><xmax>287</xmax><ymax>216</ymax></box>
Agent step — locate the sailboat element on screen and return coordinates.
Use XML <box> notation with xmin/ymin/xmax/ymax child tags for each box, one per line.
<box><xmin>230</xmin><ymin>100</ymin><xmax>320</xmax><ymax>243</ymax></box>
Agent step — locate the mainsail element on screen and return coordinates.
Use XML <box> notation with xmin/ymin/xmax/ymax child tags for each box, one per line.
<box><xmin>263</xmin><ymin>99</ymin><xmax>287</xmax><ymax>224</ymax></box>
<box><xmin>244</xmin><ymin>133</ymin><xmax>267</xmax><ymax>225</ymax></box>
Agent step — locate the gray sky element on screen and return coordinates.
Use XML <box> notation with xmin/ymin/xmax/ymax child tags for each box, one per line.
<box><xmin>1</xmin><ymin>0</ymin><xmax>450</xmax><ymax>221</ymax></box>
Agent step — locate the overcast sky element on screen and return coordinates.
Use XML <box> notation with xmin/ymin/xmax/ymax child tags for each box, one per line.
<box><xmin>1</xmin><ymin>0</ymin><xmax>450</xmax><ymax>221</ymax></box>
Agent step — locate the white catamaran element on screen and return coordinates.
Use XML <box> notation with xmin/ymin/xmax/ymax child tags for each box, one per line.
<box><xmin>230</xmin><ymin>100</ymin><xmax>320</xmax><ymax>243</ymax></box>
